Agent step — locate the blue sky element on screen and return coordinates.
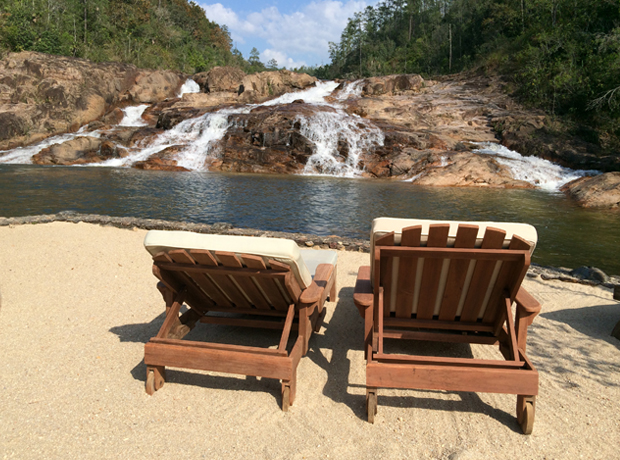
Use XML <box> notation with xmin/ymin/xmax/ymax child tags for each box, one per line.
<box><xmin>198</xmin><ymin>0</ymin><xmax>376</xmax><ymax>69</ymax></box>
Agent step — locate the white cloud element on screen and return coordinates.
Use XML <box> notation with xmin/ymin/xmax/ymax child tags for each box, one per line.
<box><xmin>200</xmin><ymin>1</ymin><xmax>371</xmax><ymax>67</ymax></box>
<box><xmin>262</xmin><ymin>49</ymin><xmax>306</xmax><ymax>70</ymax></box>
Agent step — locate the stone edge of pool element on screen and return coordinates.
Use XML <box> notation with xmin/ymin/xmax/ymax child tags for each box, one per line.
<box><xmin>1</xmin><ymin>211</ymin><xmax>619</xmax><ymax>283</ymax></box>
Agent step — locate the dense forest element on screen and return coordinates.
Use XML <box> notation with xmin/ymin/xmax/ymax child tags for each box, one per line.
<box><xmin>322</xmin><ymin>0</ymin><xmax>620</xmax><ymax>149</ymax></box>
<box><xmin>0</xmin><ymin>0</ymin><xmax>270</xmax><ymax>73</ymax></box>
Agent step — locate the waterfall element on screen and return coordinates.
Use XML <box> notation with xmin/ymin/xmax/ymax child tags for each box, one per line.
<box><xmin>473</xmin><ymin>142</ymin><xmax>598</xmax><ymax>191</ymax></box>
<box><xmin>0</xmin><ymin>127</ymin><xmax>101</xmax><ymax>164</ymax></box>
<box><xmin>178</xmin><ymin>79</ymin><xmax>201</xmax><ymax>97</ymax></box>
<box><xmin>1</xmin><ymin>77</ymin><xmax>598</xmax><ymax>190</ymax></box>
<box><xmin>298</xmin><ymin>110</ymin><xmax>384</xmax><ymax>177</ymax></box>
<box><xmin>119</xmin><ymin>105</ymin><xmax>149</xmax><ymax>127</ymax></box>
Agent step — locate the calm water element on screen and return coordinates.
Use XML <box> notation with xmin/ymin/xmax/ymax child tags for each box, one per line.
<box><xmin>1</xmin><ymin>164</ymin><xmax>618</xmax><ymax>274</ymax></box>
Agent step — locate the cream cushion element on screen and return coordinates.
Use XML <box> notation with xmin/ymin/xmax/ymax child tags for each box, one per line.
<box><xmin>144</xmin><ymin>230</ymin><xmax>337</xmax><ymax>289</ymax></box>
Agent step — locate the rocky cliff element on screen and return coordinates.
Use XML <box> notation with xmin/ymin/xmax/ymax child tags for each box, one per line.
<box><xmin>1</xmin><ymin>53</ymin><xmax>619</xmax><ymax>208</ymax></box>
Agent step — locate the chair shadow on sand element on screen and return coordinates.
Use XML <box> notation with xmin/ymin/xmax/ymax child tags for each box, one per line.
<box><xmin>306</xmin><ymin>286</ymin><xmax>523</xmax><ymax>432</ymax></box>
<box><xmin>109</xmin><ymin>310</ymin><xmax>285</xmax><ymax>403</ymax></box>
<box><xmin>110</xmin><ymin>286</ymin><xmax>526</xmax><ymax>430</ymax></box>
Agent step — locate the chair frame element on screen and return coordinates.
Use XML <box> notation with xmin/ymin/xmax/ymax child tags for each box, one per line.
<box><xmin>144</xmin><ymin>247</ymin><xmax>336</xmax><ymax>410</ymax></box>
<box><xmin>353</xmin><ymin>224</ymin><xmax>542</xmax><ymax>433</ymax></box>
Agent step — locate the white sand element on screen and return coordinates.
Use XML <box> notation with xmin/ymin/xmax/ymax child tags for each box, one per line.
<box><xmin>0</xmin><ymin>222</ymin><xmax>618</xmax><ymax>459</ymax></box>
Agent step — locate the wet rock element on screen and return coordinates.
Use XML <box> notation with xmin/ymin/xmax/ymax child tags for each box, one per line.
<box><xmin>0</xmin><ymin>51</ymin><xmax>185</xmax><ymax>150</ymax></box>
<box><xmin>193</xmin><ymin>66</ymin><xmax>246</xmax><ymax>93</ymax></box>
<box><xmin>360</xmin><ymin>74</ymin><xmax>425</xmax><ymax>96</ymax></box>
<box><xmin>240</xmin><ymin>70</ymin><xmax>317</xmax><ymax>101</ymax></box>
<box><xmin>32</xmin><ymin>137</ymin><xmax>103</xmax><ymax>165</ymax></box>
<box><xmin>128</xmin><ymin>70</ymin><xmax>183</xmax><ymax>103</ymax></box>
<box><xmin>132</xmin><ymin>146</ymin><xmax>189</xmax><ymax>171</ymax></box>
<box><xmin>412</xmin><ymin>152</ymin><xmax>534</xmax><ymax>188</ymax></box>
<box><xmin>102</xmin><ymin>107</ymin><xmax>124</xmax><ymax>125</ymax></box>
<box><xmin>560</xmin><ymin>172</ymin><xmax>620</xmax><ymax>209</ymax></box>
<box><xmin>570</xmin><ymin>266</ymin><xmax>610</xmax><ymax>284</ymax></box>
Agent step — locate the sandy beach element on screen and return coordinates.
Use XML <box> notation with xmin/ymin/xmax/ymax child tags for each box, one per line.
<box><xmin>0</xmin><ymin>222</ymin><xmax>618</xmax><ymax>459</ymax></box>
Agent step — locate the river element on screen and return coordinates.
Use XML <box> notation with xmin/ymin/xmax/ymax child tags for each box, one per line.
<box><xmin>1</xmin><ymin>163</ymin><xmax>618</xmax><ymax>275</ymax></box>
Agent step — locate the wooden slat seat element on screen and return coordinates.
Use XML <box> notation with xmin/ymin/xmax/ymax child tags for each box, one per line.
<box><xmin>142</xmin><ymin>231</ymin><xmax>337</xmax><ymax>411</ymax></box>
<box><xmin>354</xmin><ymin>217</ymin><xmax>542</xmax><ymax>433</ymax></box>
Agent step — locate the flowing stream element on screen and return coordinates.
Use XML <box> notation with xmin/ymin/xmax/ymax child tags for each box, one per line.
<box><xmin>0</xmin><ymin>78</ymin><xmax>596</xmax><ymax>187</ymax></box>
<box><xmin>0</xmin><ymin>79</ymin><xmax>615</xmax><ymax>273</ymax></box>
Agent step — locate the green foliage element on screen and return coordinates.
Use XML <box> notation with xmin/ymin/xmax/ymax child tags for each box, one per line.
<box><xmin>327</xmin><ymin>0</ymin><xmax>620</xmax><ymax>148</ymax></box>
<box><xmin>0</xmin><ymin>0</ymin><xmax>242</xmax><ymax>73</ymax></box>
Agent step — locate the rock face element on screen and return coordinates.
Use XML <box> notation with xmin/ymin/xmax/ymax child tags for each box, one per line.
<box><xmin>560</xmin><ymin>172</ymin><xmax>620</xmax><ymax>209</ymax></box>
<box><xmin>3</xmin><ymin>53</ymin><xmax>619</xmax><ymax>205</ymax></box>
<box><xmin>193</xmin><ymin>66</ymin><xmax>246</xmax><ymax>93</ymax></box>
<box><xmin>0</xmin><ymin>51</ymin><xmax>183</xmax><ymax>150</ymax></box>
<box><xmin>239</xmin><ymin>70</ymin><xmax>317</xmax><ymax>103</ymax></box>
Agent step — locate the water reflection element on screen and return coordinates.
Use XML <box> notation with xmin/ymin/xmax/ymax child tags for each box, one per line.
<box><xmin>2</xmin><ymin>164</ymin><xmax>618</xmax><ymax>274</ymax></box>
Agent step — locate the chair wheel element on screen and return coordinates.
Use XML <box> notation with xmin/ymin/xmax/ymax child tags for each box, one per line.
<box><xmin>282</xmin><ymin>386</ymin><xmax>291</xmax><ymax>412</ymax></box>
<box><xmin>520</xmin><ymin>401</ymin><xmax>535</xmax><ymax>435</ymax></box>
<box><xmin>367</xmin><ymin>392</ymin><xmax>377</xmax><ymax>423</ymax></box>
<box><xmin>146</xmin><ymin>370</ymin><xmax>156</xmax><ymax>395</ymax></box>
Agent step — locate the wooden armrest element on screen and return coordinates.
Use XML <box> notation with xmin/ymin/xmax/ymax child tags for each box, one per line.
<box><xmin>353</xmin><ymin>266</ymin><xmax>373</xmax><ymax>318</ymax></box>
<box><xmin>299</xmin><ymin>264</ymin><xmax>334</xmax><ymax>304</ymax></box>
<box><xmin>515</xmin><ymin>287</ymin><xmax>541</xmax><ymax>326</ymax></box>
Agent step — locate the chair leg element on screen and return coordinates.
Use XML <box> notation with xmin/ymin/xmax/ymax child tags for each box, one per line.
<box><xmin>366</xmin><ymin>387</ymin><xmax>378</xmax><ymax>423</ymax></box>
<box><xmin>146</xmin><ymin>366</ymin><xmax>166</xmax><ymax>395</ymax></box>
<box><xmin>329</xmin><ymin>266</ymin><xmax>337</xmax><ymax>301</ymax></box>
<box><xmin>517</xmin><ymin>395</ymin><xmax>536</xmax><ymax>434</ymax></box>
<box><xmin>281</xmin><ymin>369</ymin><xmax>297</xmax><ymax>412</ymax></box>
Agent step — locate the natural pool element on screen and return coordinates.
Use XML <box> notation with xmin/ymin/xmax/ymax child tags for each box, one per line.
<box><xmin>1</xmin><ymin>164</ymin><xmax>618</xmax><ymax>274</ymax></box>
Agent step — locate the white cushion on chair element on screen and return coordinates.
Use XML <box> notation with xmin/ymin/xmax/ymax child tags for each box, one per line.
<box><xmin>144</xmin><ymin>230</ymin><xmax>327</xmax><ymax>289</ymax></box>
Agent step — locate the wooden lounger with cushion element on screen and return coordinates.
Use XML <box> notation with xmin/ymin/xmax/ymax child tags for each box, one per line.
<box><xmin>143</xmin><ymin>230</ymin><xmax>337</xmax><ymax>410</ymax></box>
<box><xmin>353</xmin><ymin>218</ymin><xmax>542</xmax><ymax>434</ymax></box>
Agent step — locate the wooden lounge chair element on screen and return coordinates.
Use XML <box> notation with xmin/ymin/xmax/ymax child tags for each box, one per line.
<box><xmin>353</xmin><ymin>218</ymin><xmax>542</xmax><ymax>434</ymax></box>
<box><xmin>143</xmin><ymin>230</ymin><xmax>337</xmax><ymax>410</ymax></box>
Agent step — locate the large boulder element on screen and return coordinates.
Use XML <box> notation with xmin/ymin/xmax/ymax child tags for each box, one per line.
<box><xmin>560</xmin><ymin>172</ymin><xmax>620</xmax><ymax>209</ymax></box>
<box><xmin>239</xmin><ymin>70</ymin><xmax>317</xmax><ymax>102</ymax></box>
<box><xmin>128</xmin><ymin>70</ymin><xmax>183</xmax><ymax>103</ymax></box>
<box><xmin>412</xmin><ymin>152</ymin><xmax>534</xmax><ymax>188</ymax></box>
<box><xmin>32</xmin><ymin>137</ymin><xmax>103</xmax><ymax>165</ymax></box>
<box><xmin>360</xmin><ymin>74</ymin><xmax>425</xmax><ymax>96</ymax></box>
<box><xmin>0</xmin><ymin>51</ymin><xmax>183</xmax><ymax>150</ymax></box>
<box><xmin>193</xmin><ymin>66</ymin><xmax>246</xmax><ymax>93</ymax></box>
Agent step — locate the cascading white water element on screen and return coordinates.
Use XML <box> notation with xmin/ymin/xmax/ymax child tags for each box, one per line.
<box><xmin>298</xmin><ymin>110</ymin><xmax>384</xmax><ymax>177</ymax></box>
<box><xmin>3</xmin><ymin>77</ymin><xmax>595</xmax><ymax>189</ymax></box>
<box><xmin>335</xmin><ymin>80</ymin><xmax>363</xmax><ymax>100</ymax></box>
<box><xmin>119</xmin><ymin>105</ymin><xmax>149</xmax><ymax>127</ymax></box>
<box><xmin>178</xmin><ymin>79</ymin><xmax>201</xmax><ymax>97</ymax></box>
<box><xmin>260</xmin><ymin>81</ymin><xmax>340</xmax><ymax>106</ymax></box>
<box><xmin>0</xmin><ymin>127</ymin><xmax>101</xmax><ymax>164</ymax></box>
<box><xmin>473</xmin><ymin>142</ymin><xmax>599</xmax><ymax>191</ymax></box>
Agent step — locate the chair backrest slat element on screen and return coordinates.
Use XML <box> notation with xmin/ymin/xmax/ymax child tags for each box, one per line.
<box><xmin>459</xmin><ymin>228</ymin><xmax>506</xmax><ymax>322</ymax></box>
<box><xmin>484</xmin><ymin>235</ymin><xmax>533</xmax><ymax>325</ymax></box>
<box><xmin>188</xmin><ymin>250</ymin><xmax>233</xmax><ymax>308</ymax></box>
<box><xmin>165</xmin><ymin>250</ymin><xmax>216</xmax><ymax>310</ymax></box>
<box><xmin>438</xmin><ymin>224</ymin><xmax>479</xmax><ymax>321</ymax></box>
<box><xmin>154</xmin><ymin>249</ymin><xmax>302</xmax><ymax>313</ymax></box>
<box><xmin>394</xmin><ymin>226</ymin><xmax>422</xmax><ymax>318</ymax></box>
<box><xmin>216</xmin><ymin>251</ymin><xmax>271</xmax><ymax>310</ymax></box>
<box><xmin>376</xmin><ymin>233</ymin><xmax>395</xmax><ymax>318</ymax></box>
<box><xmin>240</xmin><ymin>255</ymin><xmax>289</xmax><ymax>310</ymax></box>
<box><xmin>375</xmin><ymin>223</ymin><xmax>532</xmax><ymax>329</ymax></box>
<box><xmin>416</xmin><ymin>224</ymin><xmax>450</xmax><ymax>320</ymax></box>
<box><xmin>239</xmin><ymin>255</ymin><xmax>280</xmax><ymax>311</ymax></box>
